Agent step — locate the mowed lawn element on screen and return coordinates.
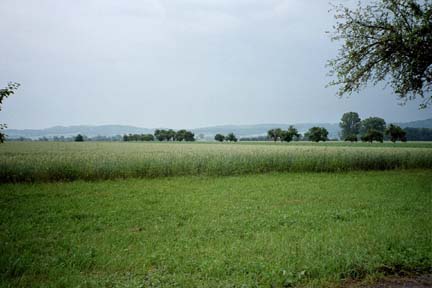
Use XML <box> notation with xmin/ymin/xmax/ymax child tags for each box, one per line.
<box><xmin>1</xmin><ymin>171</ymin><xmax>431</xmax><ymax>287</ymax></box>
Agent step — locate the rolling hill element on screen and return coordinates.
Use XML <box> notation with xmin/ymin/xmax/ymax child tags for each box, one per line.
<box><xmin>5</xmin><ymin>118</ymin><xmax>431</xmax><ymax>140</ymax></box>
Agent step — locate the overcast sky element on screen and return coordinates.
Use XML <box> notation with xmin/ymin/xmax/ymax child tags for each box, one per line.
<box><xmin>0</xmin><ymin>0</ymin><xmax>430</xmax><ymax>129</ymax></box>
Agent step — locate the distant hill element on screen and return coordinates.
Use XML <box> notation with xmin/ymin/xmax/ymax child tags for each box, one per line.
<box><xmin>5</xmin><ymin>118</ymin><xmax>431</xmax><ymax>140</ymax></box>
<box><xmin>5</xmin><ymin>125</ymin><xmax>154</xmax><ymax>139</ymax></box>
<box><xmin>395</xmin><ymin>118</ymin><xmax>432</xmax><ymax>129</ymax></box>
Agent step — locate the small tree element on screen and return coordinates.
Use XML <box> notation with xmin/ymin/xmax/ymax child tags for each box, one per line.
<box><xmin>385</xmin><ymin>124</ymin><xmax>407</xmax><ymax>142</ymax></box>
<box><xmin>226</xmin><ymin>133</ymin><xmax>238</xmax><ymax>142</ymax></box>
<box><xmin>154</xmin><ymin>129</ymin><xmax>167</xmax><ymax>141</ymax></box>
<box><xmin>142</xmin><ymin>134</ymin><xmax>155</xmax><ymax>141</ymax></box>
<box><xmin>0</xmin><ymin>82</ymin><xmax>20</xmax><ymax>143</ymax></box>
<box><xmin>267</xmin><ymin>129</ymin><xmax>277</xmax><ymax>141</ymax></box>
<box><xmin>167</xmin><ymin>129</ymin><xmax>176</xmax><ymax>141</ymax></box>
<box><xmin>344</xmin><ymin>134</ymin><xmax>358</xmax><ymax>142</ymax></box>
<box><xmin>340</xmin><ymin>112</ymin><xmax>361</xmax><ymax>140</ymax></box>
<box><xmin>287</xmin><ymin>125</ymin><xmax>300</xmax><ymax>140</ymax></box>
<box><xmin>175</xmin><ymin>129</ymin><xmax>187</xmax><ymax>141</ymax></box>
<box><xmin>361</xmin><ymin>130</ymin><xmax>384</xmax><ymax>143</ymax></box>
<box><xmin>184</xmin><ymin>130</ymin><xmax>195</xmax><ymax>142</ymax></box>
<box><xmin>307</xmin><ymin>127</ymin><xmax>329</xmax><ymax>142</ymax></box>
<box><xmin>280</xmin><ymin>130</ymin><xmax>293</xmax><ymax>142</ymax></box>
<box><xmin>360</xmin><ymin>117</ymin><xmax>386</xmax><ymax>135</ymax></box>
<box><xmin>267</xmin><ymin>128</ymin><xmax>283</xmax><ymax>142</ymax></box>
<box><xmin>75</xmin><ymin>134</ymin><xmax>84</xmax><ymax>142</ymax></box>
<box><xmin>215</xmin><ymin>134</ymin><xmax>225</xmax><ymax>142</ymax></box>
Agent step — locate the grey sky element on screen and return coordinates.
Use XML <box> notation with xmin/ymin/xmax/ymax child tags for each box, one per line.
<box><xmin>0</xmin><ymin>0</ymin><xmax>430</xmax><ymax>129</ymax></box>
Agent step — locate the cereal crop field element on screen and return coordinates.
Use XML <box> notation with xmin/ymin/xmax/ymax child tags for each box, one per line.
<box><xmin>0</xmin><ymin>142</ymin><xmax>431</xmax><ymax>287</ymax></box>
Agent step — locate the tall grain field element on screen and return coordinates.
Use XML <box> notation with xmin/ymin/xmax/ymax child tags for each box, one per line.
<box><xmin>0</xmin><ymin>142</ymin><xmax>431</xmax><ymax>182</ymax></box>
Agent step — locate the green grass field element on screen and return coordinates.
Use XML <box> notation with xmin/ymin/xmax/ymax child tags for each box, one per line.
<box><xmin>0</xmin><ymin>170</ymin><xmax>431</xmax><ymax>287</ymax></box>
<box><xmin>0</xmin><ymin>142</ymin><xmax>431</xmax><ymax>287</ymax></box>
<box><xmin>1</xmin><ymin>142</ymin><xmax>432</xmax><ymax>182</ymax></box>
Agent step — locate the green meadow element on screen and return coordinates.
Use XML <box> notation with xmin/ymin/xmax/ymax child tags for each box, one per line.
<box><xmin>0</xmin><ymin>142</ymin><xmax>431</xmax><ymax>287</ymax></box>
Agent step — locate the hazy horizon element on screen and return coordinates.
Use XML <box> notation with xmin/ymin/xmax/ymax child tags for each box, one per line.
<box><xmin>5</xmin><ymin>116</ymin><xmax>432</xmax><ymax>132</ymax></box>
<box><xmin>1</xmin><ymin>0</ymin><xmax>430</xmax><ymax>130</ymax></box>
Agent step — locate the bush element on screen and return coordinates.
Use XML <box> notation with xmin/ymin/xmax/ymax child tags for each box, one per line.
<box><xmin>361</xmin><ymin>130</ymin><xmax>383</xmax><ymax>143</ymax></box>
<box><xmin>75</xmin><ymin>134</ymin><xmax>84</xmax><ymax>142</ymax></box>
<box><xmin>344</xmin><ymin>135</ymin><xmax>358</xmax><ymax>142</ymax></box>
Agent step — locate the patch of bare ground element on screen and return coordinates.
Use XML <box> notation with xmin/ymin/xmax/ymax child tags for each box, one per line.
<box><xmin>345</xmin><ymin>274</ymin><xmax>432</xmax><ymax>288</ymax></box>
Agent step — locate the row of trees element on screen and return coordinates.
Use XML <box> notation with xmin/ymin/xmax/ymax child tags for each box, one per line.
<box><xmin>154</xmin><ymin>129</ymin><xmax>195</xmax><ymax>141</ymax></box>
<box><xmin>340</xmin><ymin>112</ymin><xmax>407</xmax><ymax>143</ymax></box>
<box><xmin>13</xmin><ymin>135</ymin><xmax>124</xmax><ymax>142</ymax></box>
<box><xmin>123</xmin><ymin>134</ymin><xmax>154</xmax><ymax>142</ymax></box>
<box><xmin>214</xmin><ymin>133</ymin><xmax>238</xmax><ymax>142</ymax></box>
<box><xmin>123</xmin><ymin>129</ymin><xmax>196</xmax><ymax>142</ymax></box>
<box><xmin>266</xmin><ymin>126</ymin><xmax>329</xmax><ymax>142</ymax></box>
<box><xmin>404</xmin><ymin>128</ymin><xmax>432</xmax><ymax>141</ymax></box>
<box><xmin>267</xmin><ymin>126</ymin><xmax>300</xmax><ymax>142</ymax></box>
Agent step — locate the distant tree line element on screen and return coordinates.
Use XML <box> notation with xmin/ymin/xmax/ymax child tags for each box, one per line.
<box><xmin>239</xmin><ymin>136</ymin><xmax>268</xmax><ymax>141</ymax></box>
<box><xmin>5</xmin><ymin>115</ymin><xmax>432</xmax><ymax>143</ymax></box>
<box><xmin>123</xmin><ymin>129</ymin><xmax>195</xmax><ymax>142</ymax></box>
<box><xmin>264</xmin><ymin>126</ymin><xmax>330</xmax><ymax>143</ymax></box>
<box><xmin>404</xmin><ymin>128</ymin><xmax>432</xmax><ymax>141</ymax></box>
<box><xmin>6</xmin><ymin>135</ymin><xmax>123</xmax><ymax>142</ymax></box>
<box><xmin>267</xmin><ymin>126</ymin><xmax>301</xmax><ymax>142</ymax></box>
<box><xmin>339</xmin><ymin>112</ymin><xmax>411</xmax><ymax>143</ymax></box>
<box><xmin>214</xmin><ymin>133</ymin><xmax>238</xmax><ymax>142</ymax></box>
<box><xmin>234</xmin><ymin>112</ymin><xmax>432</xmax><ymax>143</ymax></box>
<box><xmin>123</xmin><ymin>134</ymin><xmax>155</xmax><ymax>142</ymax></box>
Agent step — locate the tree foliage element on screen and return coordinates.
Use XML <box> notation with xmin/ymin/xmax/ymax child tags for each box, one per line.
<box><xmin>267</xmin><ymin>128</ymin><xmax>283</xmax><ymax>141</ymax></box>
<box><xmin>75</xmin><ymin>134</ymin><xmax>84</xmax><ymax>142</ymax></box>
<box><xmin>175</xmin><ymin>130</ymin><xmax>195</xmax><ymax>142</ymax></box>
<box><xmin>268</xmin><ymin>126</ymin><xmax>300</xmax><ymax>142</ymax></box>
<box><xmin>214</xmin><ymin>134</ymin><xmax>225</xmax><ymax>142</ymax></box>
<box><xmin>306</xmin><ymin>127</ymin><xmax>329</xmax><ymax>142</ymax></box>
<box><xmin>385</xmin><ymin>124</ymin><xmax>407</xmax><ymax>142</ymax></box>
<box><xmin>361</xmin><ymin>129</ymin><xmax>384</xmax><ymax>142</ymax></box>
<box><xmin>344</xmin><ymin>134</ymin><xmax>358</xmax><ymax>142</ymax></box>
<box><xmin>340</xmin><ymin>112</ymin><xmax>362</xmax><ymax>140</ymax></box>
<box><xmin>0</xmin><ymin>82</ymin><xmax>20</xmax><ymax>143</ymax></box>
<box><xmin>225</xmin><ymin>133</ymin><xmax>238</xmax><ymax>142</ymax></box>
<box><xmin>287</xmin><ymin>126</ymin><xmax>300</xmax><ymax>140</ymax></box>
<box><xmin>123</xmin><ymin>134</ymin><xmax>155</xmax><ymax>141</ymax></box>
<box><xmin>404</xmin><ymin>127</ymin><xmax>432</xmax><ymax>140</ymax></box>
<box><xmin>360</xmin><ymin>117</ymin><xmax>387</xmax><ymax>135</ymax></box>
<box><xmin>328</xmin><ymin>0</ymin><xmax>432</xmax><ymax>108</ymax></box>
<box><xmin>154</xmin><ymin>129</ymin><xmax>194</xmax><ymax>141</ymax></box>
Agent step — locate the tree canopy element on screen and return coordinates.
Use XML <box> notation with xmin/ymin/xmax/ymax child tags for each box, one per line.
<box><xmin>328</xmin><ymin>0</ymin><xmax>432</xmax><ymax>108</ymax></box>
<box><xmin>0</xmin><ymin>82</ymin><xmax>20</xmax><ymax>143</ymax></box>
<box><xmin>75</xmin><ymin>134</ymin><xmax>84</xmax><ymax>142</ymax></box>
<box><xmin>360</xmin><ymin>117</ymin><xmax>387</xmax><ymax>135</ymax></box>
<box><xmin>225</xmin><ymin>133</ymin><xmax>238</xmax><ymax>142</ymax></box>
<box><xmin>339</xmin><ymin>112</ymin><xmax>362</xmax><ymax>140</ymax></box>
<box><xmin>214</xmin><ymin>134</ymin><xmax>225</xmax><ymax>142</ymax></box>
<box><xmin>305</xmin><ymin>127</ymin><xmax>329</xmax><ymax>142</ymax></box>
<box><xmin>154</xmin><ymin>129</ymin><xmax>194</xmax><ymax>141</ymax></box>
<box><xmin>361</xmin><ymin>130</ymin><xmax>384</xmax><ymax>143</ymax></box>
<box><xmin>267</xmin><ymin>126</ymin><xmax>300</xmax><ymax>142</ymax></box>
<box><xmin>267</xmin><ymin>128</ymin><xmax>283</xmax><ymax>142</ymax></box>
<box><xmin>385</xmin><ymin>124</ymin><xmax>407</xmax><ymax>142</ymax></box>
